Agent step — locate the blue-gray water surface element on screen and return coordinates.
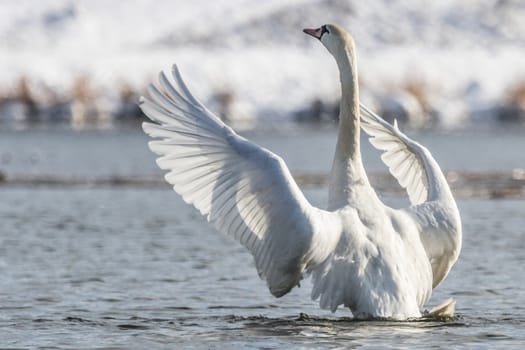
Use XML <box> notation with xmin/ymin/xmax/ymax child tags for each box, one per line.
<box><xmin>0</xmin><ymin>127</ymin><xmax>524</xmax><ymax>349</ymax></box>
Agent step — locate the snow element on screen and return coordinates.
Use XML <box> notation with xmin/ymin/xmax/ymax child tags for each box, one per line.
<box><xmin>0</xmin><ymin>0</ymin><xmax>524</xmax><ymax>127</ymax></box>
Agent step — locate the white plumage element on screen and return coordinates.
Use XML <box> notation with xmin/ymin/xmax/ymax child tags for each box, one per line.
<box><xmin>140</xmin><ymin>24</ymin><xmax>462</xmax><ymax>320</ymax></box>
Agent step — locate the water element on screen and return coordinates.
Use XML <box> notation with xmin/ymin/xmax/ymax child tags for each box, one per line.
<box><xmin>0</xmin><ymin>127</ymin><xmax>524</xmax><ymax>348</ymax></box>
<box><xmin>1</xmin><ymin>126</ymin><xmax>524</xmax><ymax>178</ymax></box>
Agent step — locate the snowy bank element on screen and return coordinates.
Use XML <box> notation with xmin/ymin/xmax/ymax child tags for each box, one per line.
<box><xmin>1</xmin><ymin>0</ymin><xmax>524</xmax><ymax>129</ymax></box>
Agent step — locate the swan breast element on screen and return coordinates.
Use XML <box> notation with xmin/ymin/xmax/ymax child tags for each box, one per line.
<box><xmin>311</xmin><ymin>206</ymin><xmax>433</xmax><ymax>319</ymax></box>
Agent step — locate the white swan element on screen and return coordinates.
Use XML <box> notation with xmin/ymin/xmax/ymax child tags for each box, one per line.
<box><xmin>139</xmin><ymin>24</ymin><xmax>462</xmax><ymax>320</ymax></box>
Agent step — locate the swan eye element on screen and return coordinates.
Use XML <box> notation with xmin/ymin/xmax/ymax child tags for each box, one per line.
<box><xmin>321</xmin><ymin>25</ymin><xmax>330</xmax><ymax>37</ymax></box>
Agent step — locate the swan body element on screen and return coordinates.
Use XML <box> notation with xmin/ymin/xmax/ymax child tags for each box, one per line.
<box><xmin>139</xmin><ymin>24</ymin><xmax>462</xmax><ymax>320</ymax></box>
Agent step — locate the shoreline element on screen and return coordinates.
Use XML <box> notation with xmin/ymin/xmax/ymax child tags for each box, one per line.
<box><xmin>1</xmin><ymin>170</ymin><xmax>523</xmax><ymax>199</ymax></box>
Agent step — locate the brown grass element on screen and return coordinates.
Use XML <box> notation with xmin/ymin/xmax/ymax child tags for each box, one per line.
<box><xmin>507</xmin><ymin>81</ymin><xmax>525</xmax><ymax>107</ymax></box>
<box><xmin>400</xmin><ymin>80</ymin><xmax>430</xmax><ymax>113</ymax></box>
<box><xmin>72</xmin><ymin>75</ymin><xmax>96</xmax><ymax>103</ymax></box>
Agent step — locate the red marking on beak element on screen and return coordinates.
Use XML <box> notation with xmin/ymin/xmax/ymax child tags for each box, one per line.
<box><xmin>303</xmin><ymin>27</ymin><xmax>322</xmax><ymax>39</ymax></box>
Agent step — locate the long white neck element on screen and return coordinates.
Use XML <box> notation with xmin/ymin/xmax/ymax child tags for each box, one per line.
<box><xmin>328</xmin><ymin>43</ymin><xmax>371</xmax><ymax>210</ymax></box>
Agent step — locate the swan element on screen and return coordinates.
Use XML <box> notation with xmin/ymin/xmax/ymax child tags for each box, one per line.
<box><xmin>139</xmin><ymin>24</ymin><xmax>462</xmax><ymax>320</ymax></box>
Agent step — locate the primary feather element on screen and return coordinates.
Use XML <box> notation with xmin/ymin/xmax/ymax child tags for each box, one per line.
<box><xmin>360</xmin><ymin>103</ymin><xmax>429</xmax><ymax>205</ymax></box>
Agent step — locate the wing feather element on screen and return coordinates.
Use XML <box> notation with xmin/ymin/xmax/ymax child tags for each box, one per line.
<box><xmin>359</xmin><ymin>103</ymin><xmax>431</xmax><ymax>205</ymax></box>
<box><xmin>360</xmin><ymin>103</ymin><xmax>461</xmax><ymax>289</ymax></box>
<box><xmin>140</xmin><ymin>65</ymin><xmax>341</xmax><ymax>297</ymax></box>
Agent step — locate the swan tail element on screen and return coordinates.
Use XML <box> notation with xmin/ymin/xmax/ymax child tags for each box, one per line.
<box><xmin>424</xmin><ymin>298</ymin><xmax>456</xmax><ymax>319</ymax></box>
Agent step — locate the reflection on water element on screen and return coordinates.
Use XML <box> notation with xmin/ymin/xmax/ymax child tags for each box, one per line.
<box><xmin>0</xmin><ymin>186</ymin><xmax>524</xmax><ymax>348</ymax></box>
<box><xmin>0</xmin><ymin>128</ymin><xmax>524</xmax><ymax>348</ymax></box>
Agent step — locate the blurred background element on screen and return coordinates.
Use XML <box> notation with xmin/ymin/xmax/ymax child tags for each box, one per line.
<box><xmin>1</xmin><ymin>2</ymin><xmax>525</xmax><ymax>348</ymax></box>
<box><xmin>1</xmin><ymin>0</ymin><xmax>525</xmax><ymax>131</ymax></box>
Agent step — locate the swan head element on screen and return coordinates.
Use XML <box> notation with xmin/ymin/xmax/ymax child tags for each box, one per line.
<box><xmin>303</xmin><ymin>24</ymin><xmax>354</xmax><ymax>59</ymax></box>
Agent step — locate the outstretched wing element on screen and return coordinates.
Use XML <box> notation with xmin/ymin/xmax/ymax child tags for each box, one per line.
<box><xmin>360</xmin><ymin>103</ymin><xmax>461</xmax><ymax>288</ymax></box>
<box><xmin>140</xmin><ymin>65</ymin><xmax>340</xmax><ymax>297</ymax></box>
<box><xmin>360</xmin><ymin>103</ymin><xmax>436</xmax><ymax>205</ymax></box>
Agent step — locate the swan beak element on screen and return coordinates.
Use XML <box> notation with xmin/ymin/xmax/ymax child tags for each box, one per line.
<box><xmin>303</xmin><ymin>27</ymin><xmax>323</xmax><ymax>39</ymax></box>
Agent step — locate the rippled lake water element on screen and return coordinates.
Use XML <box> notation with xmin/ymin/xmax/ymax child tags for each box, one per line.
<box><xmin>0</xmin><ymin>127</ymin><xmax>524</xmax><ymax>348</ymax></box>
